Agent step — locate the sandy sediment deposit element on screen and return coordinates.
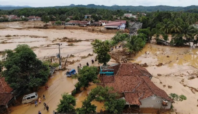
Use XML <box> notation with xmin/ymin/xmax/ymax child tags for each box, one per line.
<box><xmin>0</xmin><ymin>28</ymin><xmax>115</xmax><ymax>60</ymax></box>
<box><xmin>132</xmin><ymin>44</ymin><xmax>198</xmax><ymax>114</ymax></box>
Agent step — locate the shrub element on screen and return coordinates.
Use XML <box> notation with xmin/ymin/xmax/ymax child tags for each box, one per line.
<box><xmin>5</xmin><ymin>35</ymin><xmax>11</xmax><ymax>37</ymax></box>
<box><xmin>179</xmin><ymin>95</ymin><xmax>187</xmax><ymax>101</ymax></box>
<box><xmin>68</xmin><ymin>43</ymin><xmax>74</xmax><ymax>46</ymax></box>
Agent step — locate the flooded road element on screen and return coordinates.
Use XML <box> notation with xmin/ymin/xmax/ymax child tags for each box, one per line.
<box><xmin>10</xmin><ymin>71</ymin><xmax>77</xmax><ymax>114</ymax></box>
<box><xmin>132</xmin><ymin>44</ymin><xmax>198</xmax><ymax>114</ymax></box>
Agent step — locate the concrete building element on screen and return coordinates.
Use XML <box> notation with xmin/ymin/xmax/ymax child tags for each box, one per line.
<box><xmin>104</xmin><ymin>20</ymin><xmax>126</xmax><ymax>30</ymax></box>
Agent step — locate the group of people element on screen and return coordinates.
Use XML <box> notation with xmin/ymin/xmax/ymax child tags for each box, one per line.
<box><xmin>77</xmin><ymin>58</ymin><xmax>96</xmax><ymax>70</ymax></box>
<box><xmin>34</xmin><ymin>95</ymin><xmax>49</xmax><ymax>114</ymax></box>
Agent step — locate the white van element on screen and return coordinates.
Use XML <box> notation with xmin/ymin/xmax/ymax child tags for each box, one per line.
<box><xmin>22</xmin><ymin>92</ymin><xmax>38</xmax><ymax>104</ymax></box>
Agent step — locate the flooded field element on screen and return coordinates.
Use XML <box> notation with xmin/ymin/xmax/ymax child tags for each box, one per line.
<box><xmin>132</xmin><ymin>44</ymin><xmax>198</xmax><ymax>114</ymax></box>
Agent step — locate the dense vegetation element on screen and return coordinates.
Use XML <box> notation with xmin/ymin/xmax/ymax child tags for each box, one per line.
<box><xmin>2</xmin><ymin>45</ymin><xmax>50</xmax><ymax>90</ymax></box>
<box><xmin>76</xmin><ymin>86</ymin><xmax>125</xmax><ymax>114</ymax></box>
<box><xmin>140</xmin><ymin>11</ymin><xmax>198</xmax><ymax>46</ymax></box>
<box><xmin>57</xmin><ymin>93</ymin><xmax>76</xmax><ymax>113</ymax></box>
<box><xmin>92</xmin><ymin>40</ymin><xmax>111</xmax><ymax>65</ymax></box>
<box><xmin>0</xmin><ymin>7</ymin><xmax>125</xmax><ymax>21</ymax></box>
<box><xmin>1</xmin><ymin>4</ymin><xmax>198</xmax><ymax>12</ymax></box>
<box><xmin>72</xmin><ymin>66</ymin><xmax>98</xmax><ymax>95</ymax></box>
<box><xmin>110</xmin><ymin>32</ymin><xmax>147</xmax><ymax>54</ymax></box>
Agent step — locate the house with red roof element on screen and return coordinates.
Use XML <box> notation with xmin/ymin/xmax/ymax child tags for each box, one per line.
<box><xmin>0</xmin><ymin>77</ymin><xmax>13</xmax><ymax>111</ymax></box>
<box><xmin>28</xmin><ymin>16</ymin><xmax>41</xmax><ymax>21</ymax></box>
<box><xmin>104</xmin><ymin>20</ymin><xmax>126</xmax><ymax>30</ymax></box>
<box><xmin>99</xmin><ymin>63</ymin><xmax>173</xmax><ymax>111</ymax></box>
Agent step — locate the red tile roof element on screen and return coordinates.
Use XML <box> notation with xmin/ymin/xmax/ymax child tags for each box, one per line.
<box><xmin>115</xmin><ymin>63</ymin><xmax>152</xmax><ymax>78</ymax></box>
<box><xmin>100</xmin><ymin>63</ymin><xmax>172</xmax><ymax>105</ymax></box>
<box><xmin>105</xmin><ymin>22</ymin><xmax>125</xmax><ymax>26</ymax></box>
<box><xmin>0</xmin><ymin>77</ymin><xmax>13</xmax><ymax>106</ymax></box>
<box><xmin>0</xmin><ymin>93</ymin><xmax>13</xmax><ymax>105</ymax></box>
<box><xmin>0</xmin><ymin>77</ymin><xmax>13</xmax><ymax>93</ymax></box>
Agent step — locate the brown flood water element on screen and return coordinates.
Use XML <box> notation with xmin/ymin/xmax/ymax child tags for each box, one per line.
<box><xmin>10</xmin><ymin>71</ymin><xmax>77</xmax><ymax>114</ymax></box>
<box><xmin>0</xmin><ymin>28</ymin><xmax>112</xmax><ymax>114</ymax></box>
<box><xmin>9</xmin><ymin>54</ymin><xmax>104</xmax><ymax>114</ymax></box>
<box><xmin>132</xmin><ymin>44</ymin><xmax>198</xmax><ymax>114</ymax></box>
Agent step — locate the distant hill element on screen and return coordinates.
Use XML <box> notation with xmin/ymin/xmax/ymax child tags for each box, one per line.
<box><xmin>1</xmin><ymin>4</ymin><xmax>198</xmax><ymax>12</ymax></box>
<box><xmin>0</xmin><ymin>5</ymin><xmax>31</xmax><ymax>10</ymax></box>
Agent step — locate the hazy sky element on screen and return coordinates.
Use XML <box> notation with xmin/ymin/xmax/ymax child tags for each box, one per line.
<box><xmin>0</xmin><ymin>0</ymin><xmax>197</xmax><ymax>7</ymax></box>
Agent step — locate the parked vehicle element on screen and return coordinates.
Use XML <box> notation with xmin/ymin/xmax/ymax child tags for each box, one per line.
<box><xmin>66</xmin><ymin>69</ymin><xmax>76</xmax><ymax>77</ymax></box>
<box><xmin>22</xmin><ymin>92</ymin><xmax>38</xmax><ymax>104</ymax></box>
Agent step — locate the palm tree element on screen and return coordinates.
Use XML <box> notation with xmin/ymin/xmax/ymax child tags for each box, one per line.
<box><xmin>125</xmin><ymin>35</ymin><xmax>146</xmax><ymax>54</ymax></box>
<box><xmin>172</xmin><ymin>24</ymin><xmax>198</xmax><ymax>46</ymax></box>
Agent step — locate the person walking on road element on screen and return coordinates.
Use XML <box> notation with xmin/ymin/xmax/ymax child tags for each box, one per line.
<box><xmin>43</xmin><ymin>102</ymin><xmax>46</xmax><ymax>110</ymax></box>
<box><xmin>43</xmin><ymin>95</ymin><xmax>45</xmax><ymax>100</ymax></box>
<box><xmin>38</xmin><ymin>97</ymin><xmax>41</xmax><ymax>104</ymax></box>
<box><xmin>35</xmin><ymin>100</ymin><xmax>38</xmax><ymax>107</ymax></box>
<box><xmin>46</xmin><ymin>105</ymin><xmax>49</xmax><ymax>112</ymax></box>
<box><xmin>91</xmin><ymin>59</ymin><xmax>94</xmax><ymax>64</ymax></box>
<box><xmin>38</xmin><ymin>111</ymin><xmax>41</xmax><ymax>114</ymax></box>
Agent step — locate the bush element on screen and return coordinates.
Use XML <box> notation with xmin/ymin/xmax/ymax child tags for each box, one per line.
<box><xmin>68</xmin><ymin>43</ymin><xmax>74</xmax><ymax>46</ymax></box>
<box><xmin>71</xmin><ymin>89</ymin><xmax>77</xmax><ymax>96</ymax></box>
<box><xmin>5</xmin><ymin>35</ymin><xmax>11</xmax><ymax>37</ymax></box>
<box><xmin>179</xmin><ymin>95</ymin><xmax>187</xmax><ymax>101</ymax></box>
<box><xmin>57</xmin><ymin>93</ymin><xmax>76</xmax><ymax>113</ymax></box>
<box><xmin>169</xmin><ymin>93</ymin><xmax>179</xmax><ymax>101</ymax></box>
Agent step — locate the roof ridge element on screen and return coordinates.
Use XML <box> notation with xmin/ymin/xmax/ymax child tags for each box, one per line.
<box><xmin>115</xmin><ymin>64</ymin><xmax>122</xmax><ymax>76</ymax></box>
<box><xmin>133</xmin><ymin>64</ymin><xmax>155</xmax><ymax>96</ymax></box>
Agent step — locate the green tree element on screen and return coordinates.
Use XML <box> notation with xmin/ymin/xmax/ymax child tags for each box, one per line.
<box><xmin>76</xmin><ymin>99</ymin><xmax>96</xmax><ymax>114</ymax></box>
<box><xmin>111</xmin><ymin>32</ymin><xmax>129</xmax><ymax>46</ymax></box>
<box><xmin>92</xmin><ymin>40</ymin><xmax>111</xmax><ymax>65</ymax></box>
<box><xmin>2</xmin><ymin>45</ymin><xmax>50</xmax><ymax>89</ymax></box>
<box><xmin>104</xmin><ymin>99</ymin><xmax>126</xmax><ymax>114</ymax></box>
<box><xmin>0</xmin><ymin>61</ymin><xmax>2</xmax><ymax>72</ymax></box>
<box><xmin>125</xmin><ymin>35</ymin><xmax>146</xmax><ymax>54</ymax></box>
<box><xmin>41</xmin><ymin>15</ymin><xmax>50</xmax><ymax>23</ymax></box>
<box><xmin>78</xmin><ymin>66</ymin><xmax>98</xmax><ymax>88</ymax></box>
<box><xmin>57</xmin><ymin>93</ymin><xmax>76</xmax><ymax>113</ymax></box>
<box><xmin>126</xmin><ymin>21</ymin><xmax>129</xmax><ymax>29</ymax></box>
<box><xmin>55</xmin><ymin>20</ymin><xmax>62</xmax><ymax>25</ymax></box>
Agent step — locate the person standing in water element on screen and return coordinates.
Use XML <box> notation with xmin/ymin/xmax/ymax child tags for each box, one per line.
<box><xmin>46</xmin><ymin>105</ymin><xmax>49</xmax><ymax>112</ymax></box>
<box><xmin>35</xmin><ymin>100</ymin><xmax>38</xmax><ymax>107</ymax></box>
<box><xmin>38</xmin><ymin>111</ymin><xmax>41</xmax><ymax>114</ymax></box>
<box><xmin>38</xmin><ymin>97</ymin><xmax>41</xmax><ymax>104</ymax></box>
<box><xmin>43</xmin><ymin>95</ymin><xmax>45</xmax><ymax>100</ymax></box>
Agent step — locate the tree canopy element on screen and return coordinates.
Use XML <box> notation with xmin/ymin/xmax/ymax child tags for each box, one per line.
<box><xmin>92</xmin><ymin>40</ymin><xmax>111</xmax><ymax>65</ymax></box>
<box><xmin>57</xmin><ymin>93</ymin><xmax>76</xmax><ymax>113</ymax></box>
<box><xmin>140</xmin><ymin>11</ymin><xmax>198</xmax><ymax>46</ymax></box>
<box><xmin>2</xmin><ymin>44</ymin><xmax>50</xmax><ymax>89</ymax></box>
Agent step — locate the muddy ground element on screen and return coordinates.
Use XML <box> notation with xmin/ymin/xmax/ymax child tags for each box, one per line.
<box><xmin>131</xmin><ymin>44</ymin><xmax>198</xmax><ymax>114</ymax></box>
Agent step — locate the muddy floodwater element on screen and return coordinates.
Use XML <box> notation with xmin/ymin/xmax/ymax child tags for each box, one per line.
<box><xmin>0</xmin><ymin>28</ymin><xmax>112</xmax><ymax>114</ymax></box>
<box><xmin>132</xmin><ymin>44</ymin><xmax>198</xmax><ymax>114</ymax></box>
<box><xmin>1</xmin><ymin>26</ymin><xmax>198</xmax><ymax>114</ymax></box>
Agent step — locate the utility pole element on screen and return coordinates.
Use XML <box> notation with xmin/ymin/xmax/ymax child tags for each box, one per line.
<box><xmin>58</xmin><ymin>43</ymin><xmax>62</xmax><ymax>69</ymax></box>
